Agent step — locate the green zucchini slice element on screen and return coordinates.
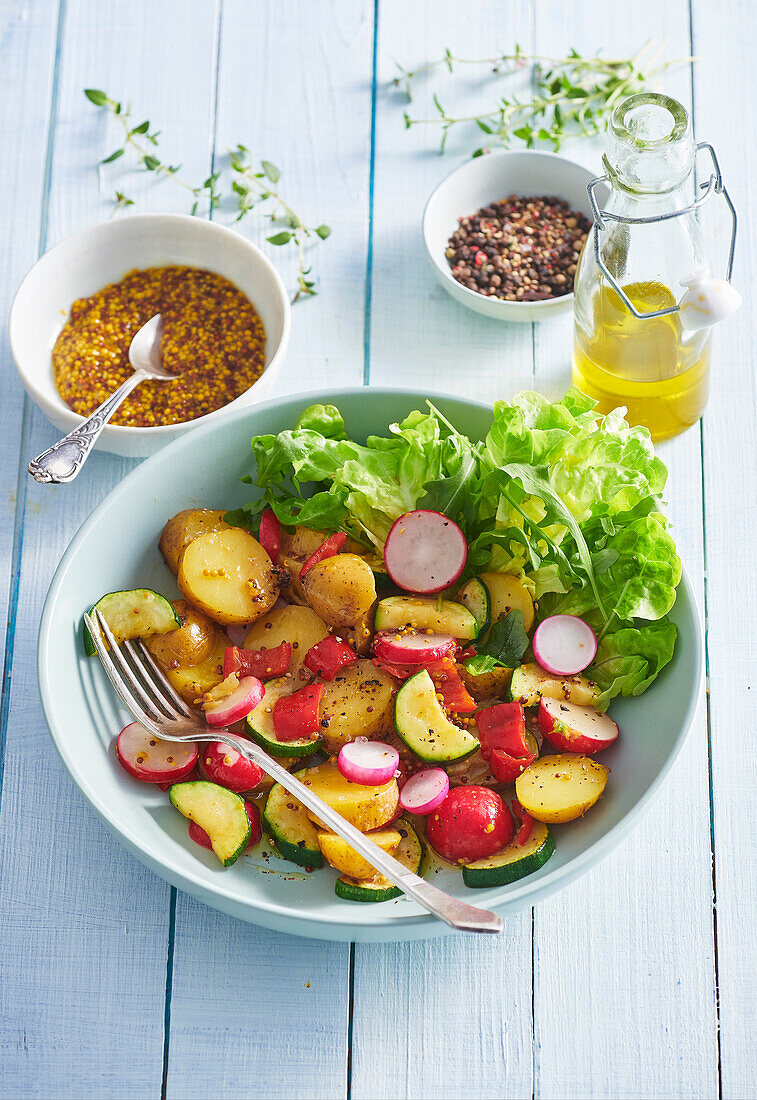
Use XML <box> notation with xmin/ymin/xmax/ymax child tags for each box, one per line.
<box><xmin>462</xmin><ymin>821</ymin><xmax>555</xmax><ymax>887</ymax></box>
<box><xmin>83</xmin><ymin>588</ymin><xmax>180</xmax><ymax>656</ymax></box>
<box><xmin>374</xmin><ymin>596</ymin><xmax>477</xmax><ymax>640</ymax></box>
<box><xmin>245</xmin><ymin>678</ymin><xmax>322</xmax><ymax>758</ymax></box>
<box><xmin>334</xmin><ymin>818</ymin><xmax>423</xmax><ymax>902</ymax></box>
<box><xmin>169</xmin><ymin>780</ymin><xmax>251</xmax><ymax>867</ymax></box>
<box><xmin>394</xmin><ymin>669</ymin><xmax>479</xmax><ymax>764</ymax></box>
<box><xmin>263</xmin><ymin>776</ymin><xmax>324</xmax><ymax>868</ymax></box>
<box><xmin>457</xmin><ymin>576</ymin><xmax>491</xmax><ymax>638</ymax></box>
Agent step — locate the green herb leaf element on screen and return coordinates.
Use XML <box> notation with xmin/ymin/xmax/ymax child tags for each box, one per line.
<box><xmin>131</xmin><ymin>120</ymin><xmax>150</xmax><ymax>135</ymax></box>
<box><xmin>143</xmin><ymin>155</ymin><xmax>160</xmax><ymax>171</ymax></box>
<box><xmin>101</xmin><ymin>148</ymin><xmax>124</xmax><ymax>164</ymax></box>
<box><xmin>84</xmin><ymin>88</ymin><xmax>108</xmax><ymax>106</ymax></box>
<box><xmin>267</xmin><ymin>231</ymin><xmax>293</xmax><ymax>245</ymax></box>
<box><xmin>261</xmin><ymin>160</ymin><xmax>281</xmax><ymax>183</ymax></box>
<box><xmin>316</xmin><ymin>224</ymin><xmax>332</xmax><ymax>240</ymax></box>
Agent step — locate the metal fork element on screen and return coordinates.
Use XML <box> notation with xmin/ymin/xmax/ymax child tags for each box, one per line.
<box><xmin>84</xmin><ymin>609</ymin><xmax>503</xmax><ymax>934</ymax></box>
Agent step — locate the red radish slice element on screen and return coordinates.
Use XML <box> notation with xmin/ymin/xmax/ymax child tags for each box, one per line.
<box><xmin>532</xmin><ymin>615</ymin><xmax>597</xmax><ymax>676</ymax></box>
<box><xmin>337</xmin><ymin>740</ymin><xmax>399</xmax><ymax>786</ymax></box>
<box><xmin>189</xmin><ymin>799</ymin><xmax>261</xmax><ymax>851</ymax></box>
<box><xmin>117</xmin><ymin>721</ymin><xmax>198</xmax><ymax>784</ymax></box>
<box><xmin>399</xmin><ymin>768</ymin><xmax>449</xmax><ymax>815</ymax></box>
<box><xmin>384</xmin><ymin>510</ymin><xmax>468</xmax><ymax>594</ymax></box>
<box><xmin>200</xmin><ymin>741</ymin><xmax>266</xmax><ymax>793</ymax></box>
<box><xmin>204</xmin><ymin>676</ymin><xmax>265</xmax><ymax>727</ymax></box>
<box><xmin>538</xmin><ymin>697</ymin><xmax>619</xmax><ymax>754</ymax></box>
<box><xmin>374</xmin><ymin>630</ymin><xmax>457</xmax><ymax>664</ymax></box>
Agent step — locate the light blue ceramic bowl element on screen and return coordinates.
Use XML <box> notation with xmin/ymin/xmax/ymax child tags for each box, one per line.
<box><xmin>38</xmin><ymin>388</ymin><xmax>703</xmax><ymax>942</ymax></box>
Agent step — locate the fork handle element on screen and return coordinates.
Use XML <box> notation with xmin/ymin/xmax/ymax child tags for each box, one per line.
<box><xmin>216</xmin><ymin>732</ymin><xmax>503</xmax><ymax>934</ymax></box>
<box><xmin>28</xmin><ymin>369</ymin><xmax>147</xmax><ymax>484</ymax></box>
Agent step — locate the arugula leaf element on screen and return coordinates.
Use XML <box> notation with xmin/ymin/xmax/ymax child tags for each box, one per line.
<box><xmin>465</xmin><ymin>610</ymin><xmax>529</xmax><ymax>675</ymax></box>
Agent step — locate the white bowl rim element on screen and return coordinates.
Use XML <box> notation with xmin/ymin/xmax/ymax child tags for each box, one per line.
<box><xmin>422</xmin><ymin>148</ymin><xmax>599</xmax><ymax>313</ymax></box>
<box><xmin>37</xmin><ymin>385</ymin><xmax>703</xmax><ymax>938</ymax></box>
<box><xmin>9</xmin><ymin>212</ymin><xmax>292</xmax><ymax>439</ymax></box>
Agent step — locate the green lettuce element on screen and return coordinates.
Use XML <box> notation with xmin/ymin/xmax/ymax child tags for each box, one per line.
<box><xmin>227</xmin><ymin>388</ymin><xmax>681</xmax><ymax>705</ymax></box>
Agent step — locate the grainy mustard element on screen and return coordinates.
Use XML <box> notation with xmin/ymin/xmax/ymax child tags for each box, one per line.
<box><xmin>53</xmin><ymin>265</ymin><xmax>266</xmax><ymax>427</ymax></box>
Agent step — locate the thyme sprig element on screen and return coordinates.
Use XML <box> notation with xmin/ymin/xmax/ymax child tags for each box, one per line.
<box><xmin>84</xmin><ymin>89</ymin><xmax>330</xmax><ymax>301</ymax></box>
<box><xmin>396</xmin><ymin>39</ymin><xmax>691</xmax><ymax>154</ymax></box>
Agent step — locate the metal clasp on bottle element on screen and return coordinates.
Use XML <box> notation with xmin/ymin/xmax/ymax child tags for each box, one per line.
<box><xmin>587</xmin><ymin>142</ymin><xmax>738</xmax><ymax>320</ymax></box>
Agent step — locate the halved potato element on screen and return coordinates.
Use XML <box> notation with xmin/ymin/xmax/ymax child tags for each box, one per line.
<box><xmin>159</xmin><ymin>509</ymin><xmax>230</xmax><ymax>574</ymax></box>
<box><xmin>299</xmin><ymin>761</ymin><xmax>399</xmax><ymax>831</ymax></box>
<box><xmin>319</xmin><ymin>659</ymin><xmax>396</xmax><ymax>752</ymax></box>
<box><xmin>242</xmin><ymin>604</ymin><xmax>330</xmax><ymax>675</ymax></box>
<box><xmin>317</xmin><ymin>827</ymin><xmax>402</xmax><ymax>880</ymax></box>
<box><xmin>165</xmin><ymin>630</ymin><xmax>230</xmax><ymax>705</ymax></box>
<box><xmin>145</xmin><ymin>600</ymin><xmax>217</xmax><ymax>670</ymax></box>
<box><xmin>480</xmin><ymin>572</ymin><xmax>535</xmax><ymax>635</ymax></box>
<box><xmin>282</xmin><ymin>526</ymin><xmax>364</xmax><ymax>559</ymax></box>
<box><xmin>458</xmin><ymin>662</ymin><xmax>513</xmax><ymax>702</ymax></box>
<box><xmin>515</xmin><ymin>753</ymin><xmax>609</xmax><ymax>823</ymax></box>
<box><xmin>178</xmin><ymin>528</ymin><xmax>280</xmax><ymax>625</ymax></box>
<box><xmin>302</xmin><ymin>553</ymin><xmax>377</xmax><ymax>630</ymax></box>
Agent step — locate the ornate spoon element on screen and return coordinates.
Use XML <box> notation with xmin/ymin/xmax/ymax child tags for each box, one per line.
<box><xmin>28</xmin><ymin>315</ymin><xmax>173</xmax><ymax>484</ymax></box>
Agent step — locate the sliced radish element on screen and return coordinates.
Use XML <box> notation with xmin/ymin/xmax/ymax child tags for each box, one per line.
<box><xmin>203</xmin><ymin>675</ymin><xmax>265</xmax><ymax>727</ymax></box>
<box><xmin>337</xmin><ymin>740</ymin><xmax>400</xmax><ymax>786</ymax></box>
<box><xmin>374</xmin><ymin>630</ymin><xmax>457</xmax><ymax>664</ymax></box>
<box><xmin>384</xmin><ymin>510</ymin><xmax>467</xmax><ymax>594</ymax></box>
<box><xmin>189</xmin><ymin>799</ymin><xmax>261</xmax><ymax>850</ymax></box>
<box><xmin>199</xmin><ymin>741</ymin><xmax>266</xmax><ymax>793</ymax></box>
<box><xmin>532</xmin><ymin>615</ymin><xmax>597</xmax><ymax>676</ymax></box>
<box><xmin>399</xmin><ymin>767</ymin><xmax>450</xmax><ymax>815</ymax></box>
<box><xmin>117</xmin><ymin>721</ymin><xmax>198</xmax><ymax>784</ymax></box>
<box><xmin>538</xmin><ymin>697</ymin><xmax>619</xmax><ymax>754</ymax></box>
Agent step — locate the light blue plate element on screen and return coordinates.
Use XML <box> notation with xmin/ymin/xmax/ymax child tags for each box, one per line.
<box><xmin>38</xmin><ymin>389</ymin><xmax>703</xmax><ymax>942</ymax></box>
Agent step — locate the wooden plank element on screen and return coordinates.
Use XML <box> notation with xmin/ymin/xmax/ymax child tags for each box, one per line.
<box><xmin>0</xmin><ymin>0</ymin><xmax>59</xmax><ymax>698</ymax></box>
<box><xmin>351</xmin><ymin>4</ymin><xmax>536</xmax><ymax>1098</ymax></box>
<box><xmin>0</xmin><ymin>2</ymin><xmax>221</xmax><ymax>1095</ymax></box>
<box><xmin>690</xmin><ymin>4</ymin><xmax>756</xmax><ymax>1096</ymax></box>
<box><xmin>531</xmin><ymin>4</ymin><xmax>719</xmax><ymax>1097</ymax></box>
<box><xmin>163</xmin><ymin>2</ymin><xmax>375</xmax><ymax>1095</ymax></box>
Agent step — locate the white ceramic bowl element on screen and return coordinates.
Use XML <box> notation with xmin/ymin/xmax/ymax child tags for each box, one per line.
<box><xmin>423</xmin><ymin>149</ymin><xmax>607</xmax><ymax>322</ymax></box>
<box><xmin>9</xmin><ymin>214</ymin><xmax>291</xmax><ymax>457</ymax></box>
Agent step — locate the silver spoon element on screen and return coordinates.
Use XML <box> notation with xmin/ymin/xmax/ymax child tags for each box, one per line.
<box><xmin>28</xmin><ymin>314</ymin><xmax>174</xmax><ymax>484</ymax></box>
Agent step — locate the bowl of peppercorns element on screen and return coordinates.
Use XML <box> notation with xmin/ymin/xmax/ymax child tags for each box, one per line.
<box><xmin>423</xmin><ymin>150</ymin><xmax>607</xmax><ymax>322</ymax></box>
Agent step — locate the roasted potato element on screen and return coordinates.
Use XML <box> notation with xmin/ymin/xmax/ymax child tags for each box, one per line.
<box><xmin>302</xmin><ymin>553</ymin><xmax>377</xmax><ymax>630</ymax></box>
<box><xmin>145</xmin><ymin>600</ymin><xmax>217</xmax><ymax>669</ymax></box>
<box><xmin>178</xmin><ymin>528</ymin><xmax>280</xmax><ymax>625</ymax></box>
<box><xmin>298</xmin><ymin>761</ymin><xmax>399</xmax><ymax>831</ymax></box>
<box><xmin>282</xmin><ymin>526</ymin><xmax>365</xmax><ymax>559</ymax></box>
<box><xmin>165</xmin><ymin>630</ymin><xmax>229</xmax><ymax>705</ymax></box>
<box><xmin>458</xmin><ymin>662</ymin><xmax>513</xmax><ymax>702</ymax></box>
<box><xmin>242</xmin><ymin>604</ymin><xmax>330</xmax><ymax>675</ymax></box>
<box><xmin>344</xmin><ymin>603</ymin><xmax>376</xmax><ymax>656</ymax></box>
<box><xmin>317</xmin><ymin>827</ymin><xmax>402</xmax><ymax>880</ymax></box>
<box><xmin>480</xmin><ymin>572</ymin><xmax>535</xmax><ymax>635</ymax></box>
<box><xmin>159</xmin><ymin>509</ymin><xmax>230</xmax><ymax>574</ymax></box>
<box><xmin>515</xmin><ymin>754</ymin><xmax>609</xmax><ymax>823</ymax></box>
<box><xmin>319</xmin><ymin>659</ymin><xmax>396</xmax><ymax>752</ymax></box>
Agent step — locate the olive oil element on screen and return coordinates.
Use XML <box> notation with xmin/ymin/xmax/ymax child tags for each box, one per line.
<box><xmin>572</xmin><ymin>281</ymin><xmax>710</xmax><ymax>441</ymax></box>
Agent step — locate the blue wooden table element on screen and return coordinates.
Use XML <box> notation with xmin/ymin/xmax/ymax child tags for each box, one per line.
<box><xmin>1</xmin><ymin>2</ymin><xmax>753</xmax><ymax>1096</ymax></box>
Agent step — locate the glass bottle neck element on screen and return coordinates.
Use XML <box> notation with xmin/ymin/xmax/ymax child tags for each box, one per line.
<box><xmin>605</xmin><ymin>93</ymin><xmax>695</xmax><ymax>198</ymax></box>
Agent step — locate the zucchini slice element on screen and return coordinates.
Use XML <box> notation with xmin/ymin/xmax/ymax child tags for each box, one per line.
<box><xmin>374</xmin><ymin>596</ymin><xmax>477</xmax><ymax>640</ymax></box>
<box><xmin>245</xmin><ymin>677</ymin><xmax>322</xmax><ymax>758</ymax></box>
<box><xmin>169</xmin><ymin>780</ymin><xmax>251</xmax><ymax>867</ymax></box>
<box><xmin>83</xmin><ymin>588</ymin><xmax>180</xmax><ymax>656</ymax></box>
<box><xmin>394</xmin><ymin>669</ymin><xmax>479</xmax><ymax>764</ymax></box>
<box><xmin>334</xmin><ymin>818</ymin><xmax>423</xmax><ymax>903</ymax></box>
<box><xmin>263</xmin><ymin>776</ymin><xmax>324</xmax><ymax>868</ymax></box>
<box><xmin>509</xmin><ymin>662</ymin><xmax>601</xmax><ymax>708</ymax></box>
<box><xmin>457</xmin><ymin>577</ymin><xmax>491</xmax><ymax>638</ymax></box>
<box><xmin>462</xmin><ymin>820</ymin><xmax>555</xmax><ymax>888</ymax></box>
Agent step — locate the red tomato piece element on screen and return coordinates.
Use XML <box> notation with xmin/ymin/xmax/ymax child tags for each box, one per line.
<box><xmin>427</xmin><ymin>658</ymin><xmax>476</xmax><ymax>714</ymax></box>
<box><xmin>511</xmin><ymin>798</ymin><xmax>534</xmax><ymax>847</ymax></box>
<box><xmin>200</xmin><ymin>741</ymin><xmax>266</xmax><ymax>793</ymax></box>
<box><xmin>426</xmin><ymin>786</ymin><xmax>514</xmax><ymax>863</ymax></box>
<box><xmin>223</xmin><ymin>643</ymin><xmax>291</xmax><ymax>680</ymax></box>
<box><xmin>304</xmin><ymin>636</ymin><xmax>358</xmax><ymax>681</ymax></box>
<box><xmin>258</xmin><ymin>508</ymin><xmax>281</xmax><ymax>563</ymax></box>
<box><xmin>476</xmin><ymin>702</ymin><xmax>529</xmax><ymax>758</ymax></box>
<box><xmin>300</xmin><ymin>532</ymin><xmax>346</xmax><ymax>576</ymax></box>
<box><xmin>489</xmin><ymin>749</ymin><xmax>535</xmax><ymax>784</ymax></box>
<box><xmin>272</xmin><ymin>682</ymin><xmax>325</xmax><ymax>742</ymax></box>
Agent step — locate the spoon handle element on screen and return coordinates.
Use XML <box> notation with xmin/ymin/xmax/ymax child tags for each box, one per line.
<box><xmin>28</xmin><ymin>371</ymin><xmax>146</xmax><ymax>484</ymax></box>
